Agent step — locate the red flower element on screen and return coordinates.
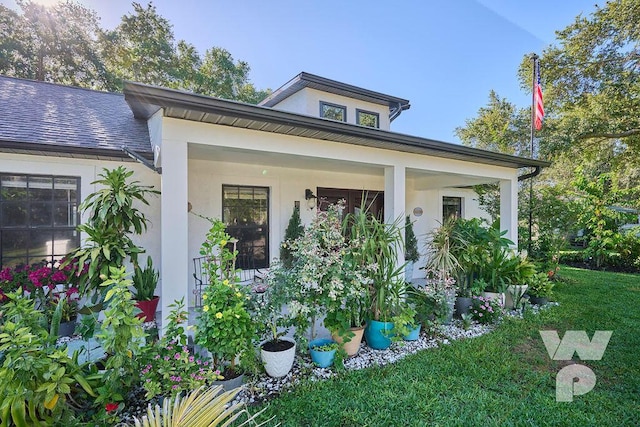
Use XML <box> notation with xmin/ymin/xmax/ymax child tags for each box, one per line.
<box><xmin>105</xmin><ymin>403</ymin><xmax>119</xmax><ymax>412</ymax></box>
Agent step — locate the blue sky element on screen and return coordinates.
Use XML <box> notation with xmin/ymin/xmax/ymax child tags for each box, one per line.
<box><xmin>5</xmin><ymin>0</ymin><xmax>598</xmax><ymax>143</ymax></box>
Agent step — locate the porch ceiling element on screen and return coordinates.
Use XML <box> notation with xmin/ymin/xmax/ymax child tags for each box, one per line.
<box><xmin>188</xmin><ymin>144</ymin><xmax>492</xmax><ymax>188</ymax></box>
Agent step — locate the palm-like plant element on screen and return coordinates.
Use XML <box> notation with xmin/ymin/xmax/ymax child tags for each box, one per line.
<box><xmin>67</xmin><ymin>166</ymin><xmax>158</xmax><ymax>297</ymax></box>
<box><xmin>131</xmin><ymin>385</ymin><xmax>272</xmax><ymax>427</ymax></box>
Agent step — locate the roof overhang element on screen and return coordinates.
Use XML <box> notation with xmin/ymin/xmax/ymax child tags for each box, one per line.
<box><xmin>0</xmin><ymin>138</ymin><xmax>152</xmax><ymax>161</ymax></box>
<box><xmin>124</xmin><ymin>82</ymin><xmax>550</xmax><ymax>170</ymax></box>
<box><xmin>258</xmin><ymin>72</ymin><xmax>411</xmax><ymax>120</ymax></box>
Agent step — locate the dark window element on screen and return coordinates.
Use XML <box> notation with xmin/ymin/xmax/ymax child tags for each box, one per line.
<box><xmin>222</xmin><ymin>185</ymin><xmax>269</xmax><ymax>269</ymax></box>
<box><xmin>356</xmin><ymin>109</ymin><xmax>379</xmax><ymax>128</ymax></box>
<box><xmin>443</xmin><ymin>196</ymin><xmax>462</xmax><ymax>221</ymax></box>
<box><xmin>320</xmin><ymin>101</ymin><xmax>347</xmax><ymax>122</ymax></box>
<box><xmin>0</xmin><ymin>174</ymin><xmax>80</xmax><ymax>267</ymax></box>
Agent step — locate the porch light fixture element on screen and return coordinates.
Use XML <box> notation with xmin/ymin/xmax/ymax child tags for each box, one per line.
<box><xmin>305</xmin><ymin>189</ymin><xmax>317</xmax><ymax>209</ymax></box>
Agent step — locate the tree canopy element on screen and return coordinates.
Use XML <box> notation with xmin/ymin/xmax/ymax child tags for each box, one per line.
<box><xmin>0</xmin><ymin>1</ymin><xmax>269</xmax><ymax>102</ymax></box>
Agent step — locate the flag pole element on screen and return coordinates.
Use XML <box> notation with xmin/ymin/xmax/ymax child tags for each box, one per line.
<box><xmin>528</xmin><ymin>53</ymin><xmax>538</xmax><ymax>255</ymax></box>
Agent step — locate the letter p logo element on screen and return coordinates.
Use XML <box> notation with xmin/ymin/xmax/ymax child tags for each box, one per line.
<box><xmin>556</xmin><ymin>364</ymin><xmax>596</xmax><ymax>402</ymax></box>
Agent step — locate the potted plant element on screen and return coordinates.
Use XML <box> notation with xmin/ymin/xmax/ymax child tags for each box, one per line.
<box><xmin>404</xmin><ymin>216</ymin><xmax>419</xmax><ymax>282</ymax></box>
<box><xmin>308</xmin><ymin>339</ymin><xmax>339</xmax><ymax>368</ymax></box>
<box><xmin>65</xmin><ymin>166</ymin><xmax>158</xmax><ymax>301</ymax></box>
<box><xmin>323</xmin><ymin>230</ymin><xmax>370</xmax><ymax>357</ymax></box>
<box><xmin>196</xmin><ymin>218</ymin><xmax>256</xmax><ymax>387</ymax></box>
<box><xmin>48</xmin><ymin>286</ymin><xmax>80</xmax><ymax>337</ymax></box>
<box><xmin>132</xmin><ymin>257</ymin><xmax>159</xmax><ymax>322</ymax></box>
<box><xmin>527</xmin><ymin>272</ymin><xmax>555</xmax><ymax>305</ymax></box>
<box><xmin>343</xmin><ymin>208</ymin><xmax>411</xmax><ymax>349</ymax></box>
<box><xmin>504</xmin><ymin>254</ymin><xmax>536</xmax><ymax>309</ymax></box>
<box><xmin>252</xmin><ymin>262</ymin><xmax>297</xmax><ymax>378</ymax></box>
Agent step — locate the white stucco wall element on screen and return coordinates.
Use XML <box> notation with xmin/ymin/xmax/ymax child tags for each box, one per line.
<box><xmin>0</xmin><ymin>152</ymin><xmax>162</xmax><ymax>295</ymax></box>
<box><xmin>271</xmin><ymin>87</ymin><xmax>391</xmax><ymax>130</ymax></box>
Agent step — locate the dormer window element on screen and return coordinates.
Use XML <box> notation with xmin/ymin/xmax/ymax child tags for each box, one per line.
<box><xmin>356</xmin><ymin>109</ymin><xmax>379</xmax><ymax>128</ymax></box>
<box><xmin>320</xmin><ymin>101</ymin><xmax>346</xmax><ymax>122</ymax></box>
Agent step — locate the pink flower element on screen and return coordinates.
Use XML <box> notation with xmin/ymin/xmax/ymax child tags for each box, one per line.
<box><xmin>478</xmin><ymin>313</ymin><xmax>483</xmax><ymax>317</ymax></box>
<box><xmin>188</xmin><ymin>356</ymin><xmax>194</xmax><ymax>363</ymax></box>
<box><xmin>0</xmin><ymin>268</ymin><xmax>13</xmax><ymax>282</ymax></box>
<box><xmin>174</xmin><ymin>353</ymin><xmax>181</xmax><ymax>360</ymax></box>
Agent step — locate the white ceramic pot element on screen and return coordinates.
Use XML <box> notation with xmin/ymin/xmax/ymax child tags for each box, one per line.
<box><xmin>505</xmin><ymin>285</ymin><xmax>528</xmax><ymax>309</ymax></box>
<box><xmin>260</xmin><ymin>337</ymin><xmax>296</xmax><ymax>378</ymax></box>
<box><xmin>481</xmin><ymin>291</ymin><xmax>505</xmax><ymax>307</ymax></box>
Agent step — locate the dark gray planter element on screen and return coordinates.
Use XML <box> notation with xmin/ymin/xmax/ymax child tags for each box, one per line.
<box><xmin>213</xmin><ymin>372</ymin><xmax>244</xmax><ymax>391</ymax></box>
<box><xmin>58</xmin><ymin>319</ymin><xmax>76</xmax><ymax>337</ymax></box>
<box><xmin>529</xmin><ymin>296</ymin><xmax>549</xmax><ymax>305</ymax></box>
<box><xmin>454</xmin><ymin>297</ymin><xmax>473</xmax><ymax>318</ymax></box>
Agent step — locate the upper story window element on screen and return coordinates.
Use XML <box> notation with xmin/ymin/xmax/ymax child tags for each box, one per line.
<box><xmin>0</xmin><ymin>174</ymin><xmax>80</xmax><ymax>268</ymax></box>
<box><xmin>320</xmin><ymin>101</ymin><xmax>346</xmax><ymax>122</ymax></box>
<box><xmin>356</xmin><ymin>109</ymin><xmax>379</xmax><ymax>128</ymax></box>
<box><xmin>443</xmin><ymin>196</ymin><xmax>462</xmax><ymax>222</ymax></box>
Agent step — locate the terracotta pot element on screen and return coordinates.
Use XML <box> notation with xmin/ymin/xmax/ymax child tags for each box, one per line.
<box><xmin>135</xmin><ymin>296</ymin><xmax>159</xmax><ymax>322</ymax></box>
<box><xmin>332</xmin><ymin>326</ymin><xmax>365</xmax><ymax>357</ymax></box>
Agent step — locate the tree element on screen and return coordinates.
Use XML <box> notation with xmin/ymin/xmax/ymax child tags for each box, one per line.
<box><xmin>518</xmin><ymin>0</ymin><xmax>640</xmax><ymax>158</ymax></box>
<box><xmin>0</xmin><ymin>0</ymin><xmax>111</xmax><ymax>89</ymax></box>
<box><xmin>455</xmin><ymin>90</ymin><xmax>531</xmax><ymax>156</ymax></box>
<box><xmin>1</xmin><ymin>1</ymin><xmax>270</xmax><ymax>102</ymax></box>
<box><xmin>101</xmin><ymin>2</ymin><xmax>177</xmax><ymax>88</ymax></box>
<box><xmin>280</xmin><ymin>205</ymin><xmax>304</xmax><ymax>269</ymax></box>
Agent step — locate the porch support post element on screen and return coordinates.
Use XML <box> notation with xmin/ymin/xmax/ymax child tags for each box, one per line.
<box><xmin>160</xmin><ymin>140</ymin><xmax>189</xmax><ymax>334</ymax></box>
<box><xmin>499</xmin><ymin>178</ymin><xmax>518</xmax><ymax>248</ymax></box>
<box><xmin>384</xmin><ymin>165</ymin><xmax>406</xmax><ymax>278</ymax></box>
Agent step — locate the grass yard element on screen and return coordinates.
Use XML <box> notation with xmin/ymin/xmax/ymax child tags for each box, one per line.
<box><xmin>255</xmin><ymin>267</ymin><xmax>640</xmax><ymax>426</ymax></box>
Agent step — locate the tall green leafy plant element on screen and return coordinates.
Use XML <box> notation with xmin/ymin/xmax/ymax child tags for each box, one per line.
<box><xmin>405</xmin><ymin>216</ymin><xmax>419</xmax><ymax>262</ymax></box>
<box><xmin>95</xmin><ymin>266</ymin><xmax>146</xmax><ymax>403</ymax></box>
<box><xmin>344</xmin><ymin>207</ymin><xmax>406</xmax><ymax>321</ymax></box>
<box><xmin>0</xmin><ymin>291</ymin><xmax>96</xmax><ymax>425</ymax></box>
<box><xmin>280</xmin><ymin>205</ymin><xmax>304</xmax><ymax>269</ymax></box>
<box><xmin>67</xmin><ymin>166</ymin><xmax>158</xmax><ymax>297</ymax></box>
<box><xmin>132</xmin><ymin>257</ymin><xmax>159</xmax><ymax>301</ymax></box>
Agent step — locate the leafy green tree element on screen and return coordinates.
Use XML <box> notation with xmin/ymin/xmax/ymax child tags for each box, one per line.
<box><xmin>280</xmin><ymin>205</ymin><xmax>304</xmax><ymax>269</ymax></box>
<box><xmin>0</xmin><ymin>0</ymin><xmax>111</xmax><ymax>89</ymax></box>
<box><xmin>455</xmin><ymin>90</ymin><xmax>531</xmax><ymax>156</ymax></box>
<box><xmin>518</xmin><ymin>0</ymin><xmax>640</xmax><ymax>158</ymax></box>
<box><xmin>101</xmin><ymin>2</ymin><xmax>177</xmax><ymax>88</ymax></box>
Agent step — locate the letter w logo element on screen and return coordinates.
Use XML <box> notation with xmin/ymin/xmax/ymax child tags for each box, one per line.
<box><xmin>539</xmin><ymin>331</ymin><xmax>612</xmax><ymax>361</ymax></box>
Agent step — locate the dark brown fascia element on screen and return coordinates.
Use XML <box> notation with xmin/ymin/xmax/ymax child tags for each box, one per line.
<box><xmin>123</xmin><ymin>82</ymin><xmax>550</xmax><ymax>170</ymax></box>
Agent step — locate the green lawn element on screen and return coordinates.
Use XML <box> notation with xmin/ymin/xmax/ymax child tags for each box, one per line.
<box><xmin>255</xmin><ymin>267</ymin><xmax>640</xmax><ymax>426</ymax></box>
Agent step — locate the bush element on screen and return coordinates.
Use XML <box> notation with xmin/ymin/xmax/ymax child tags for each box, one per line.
<box><xmin>470</xmin><ymin>295</ymin><xmax>502</xmax><ymax>324</ymax></box>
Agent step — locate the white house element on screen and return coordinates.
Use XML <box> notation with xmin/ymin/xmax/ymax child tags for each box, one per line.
<box><xmin>0</xmin><ymin>72</ymin><xmax>548</xmax><ymax>320</ymax></box>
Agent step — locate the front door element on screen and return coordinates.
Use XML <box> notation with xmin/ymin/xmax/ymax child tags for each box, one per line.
<box><xmin>316</xmin><ymin>188</ymin><xmax>384</xmax><ymax>219</ymax></box>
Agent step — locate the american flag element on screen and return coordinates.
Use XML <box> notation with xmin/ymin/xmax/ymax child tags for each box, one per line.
<box><xmin>534</xmin><ymin>60</ymin><xmax>544</xmax><ymax>131</ymax></box>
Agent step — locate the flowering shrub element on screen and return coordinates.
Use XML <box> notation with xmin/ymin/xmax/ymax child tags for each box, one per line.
<box><xmin>286</xmin><ymin>201</ymin><xmax>371</xmax><ymax>341</ymax></box>
<box><xmin>0</xmin><ymin>262</ymin><xmax>75</xmax><ymax>305</ymax></box>
<box><xmin>140</xmin><ymin>298</ymin><xmax>223</xmax><ymax>399</ymax></box>
<box><xmin>470</xmin><ymin>295</ymin><xmax>503</xmax><ymax>324</ymax></box>
<box><xmin>140</xmin><ymin>344</ymin><xmax>222</xmax><ymax>399</ymax></box>
<box><xmin>195</xmin><ymin>218</ymin><xmax>255</xmax><ymax>373</ymax></box>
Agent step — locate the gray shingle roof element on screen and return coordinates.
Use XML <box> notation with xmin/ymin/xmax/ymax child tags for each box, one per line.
<box><xmin>0</xmin><ymin>75</ymin><xmax>151</xmax><ymax>159</ymax></box>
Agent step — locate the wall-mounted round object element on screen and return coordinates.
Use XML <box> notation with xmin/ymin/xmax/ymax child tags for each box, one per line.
<box><xmin>413</xmin><ymin>207</ymin><xmax>423</xmax><ymax>217</ymax></box>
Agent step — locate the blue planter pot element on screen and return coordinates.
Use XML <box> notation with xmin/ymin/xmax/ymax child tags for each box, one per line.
<box><xmin>309</xmin><ymin>338</ymin><xmax>337</xmax><ymax>368</ymax></box>
<box><xmin>365</xmin><ymin>320</ymin><xmax>394</xmax><ymax>350</ymax></box>
<box><xmin>403</xmin><ymin>324</ymin><xmax>421</xmax><ymax>341</ymax></box>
